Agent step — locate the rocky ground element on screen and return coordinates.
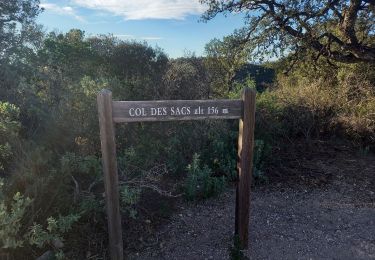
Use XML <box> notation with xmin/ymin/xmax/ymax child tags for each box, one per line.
<box><xmin>128</xmin><ymin>143</ymin><xmax>375</xmax><ymax>260</ymax></box>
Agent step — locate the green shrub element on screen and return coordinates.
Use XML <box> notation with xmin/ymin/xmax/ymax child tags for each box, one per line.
<box><xmin>60</xmin><ymin>152</ymin><xmax>102</xmax><ymax>182</ymax></box>
<box><xmin>0</xmin><ymin>102</ymin><xmax>20</xmax><ymax>172</ymax></box>
<box><xmin>27</xmin><ymin>214</ymin><xmax>80</xmax><ymax>248</ymax></box>
<box><xmin>120</xmin><ymin>185</ymin><xmax>141</xmax><ymax>219</ymax></box>
<box><xmin>253</xmin><ymin>140</ymin><xmax>270</xmax><ymax>183</ymax></box>
<box><xmin>0</xmin><ymin>180</ymin><xmax>79</xmax><ymax>256</ymax></box>
<box><xmin>185</xmin><ymin>154</ymin><xmax>226</xmax><ymax>200</ymax></box>
<box><xmin>0</xmin><ymin>190</ymin><xmax>32</xmax><ymax>249</ymax></box>
<box><xmin>7</xmin><ymin>147</ymin><xmax>74</xmax><ymax>219</ymax></box>
<box><xmin>201</xmin><ymin>121</ymin><xmax>239</xmax><ymax>181</ymax></box>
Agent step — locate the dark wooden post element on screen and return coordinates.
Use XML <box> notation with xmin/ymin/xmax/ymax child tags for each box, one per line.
<box><xmin>97</xmin><ymin>89</ymin><xmax>124</xmax><ymax>260</ymax></box>
<box><xmin>235</xmin><ymin>88</ymin><xmax>256</xmax><ymax>249</ymax></box>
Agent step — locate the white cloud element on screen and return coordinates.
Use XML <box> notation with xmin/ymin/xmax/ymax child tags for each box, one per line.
<box><xmin>71</xmin><ymin>0</ymin><xmax>206</xmax><ymax>20</ymax></box>
<box><xmin>40</xmin><ymin>3</ymin><xmax>86</xmax><ymax>22</ymax></box>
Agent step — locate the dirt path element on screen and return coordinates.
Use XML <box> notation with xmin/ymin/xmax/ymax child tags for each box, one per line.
<box><xmin>129</xmin><ymin>146</ymin><xmax>375</xmax><ymax>260</ymax></box>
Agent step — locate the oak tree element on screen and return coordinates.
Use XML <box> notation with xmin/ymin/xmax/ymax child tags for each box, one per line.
<box><xmin>201</xmin><ymin>0</ymin><xmax>375</xmax><ymax>63</ymax></box>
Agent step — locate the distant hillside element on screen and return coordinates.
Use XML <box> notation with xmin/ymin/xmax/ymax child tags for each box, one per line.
<box><xmin>235</xmin><ymin>63</ymin><xmax>275</xmax><ymax>92</ymax></box>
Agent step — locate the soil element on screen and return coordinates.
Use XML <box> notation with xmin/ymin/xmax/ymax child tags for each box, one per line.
<box><xmin>127</xmin><ymin>141</ymin><xmax>375</xmax><ymax>260</ymax></box>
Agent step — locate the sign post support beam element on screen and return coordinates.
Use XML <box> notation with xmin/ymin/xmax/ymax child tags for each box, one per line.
<box><xmin>97</xmin><ymin>89</ymin><xmax>124</xmax><ymax>260</ymax></box>
<box><xmin>235</xmin><ymin>88</ymin><xmax>256</xmax><ymax>249</ymax></box>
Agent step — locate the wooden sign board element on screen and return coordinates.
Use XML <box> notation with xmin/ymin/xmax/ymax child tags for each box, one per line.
<box><xmin>97</xmin><ymin>89</ymin><xmax>256</xmax><ymax>260</ymax></box>
<box><xmin>112</xmin><ymin>100</ymin><xmax>242</xmax><ymax>122</ymax></box>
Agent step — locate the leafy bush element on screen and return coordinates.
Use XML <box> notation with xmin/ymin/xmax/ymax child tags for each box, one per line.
<box><xmin>61</xmin><ymin>152</ymin><xmax>100</xmax><ymax>172</ymax></box>
<box><xmin>253</xmin><ymin>139</ymin><xmax>271</xmax><ymax>183</ymax></box>
<box><xmin>185</xmin><ymin>154</ymin><xmax>227</xmax><ymax>200</ymax></box>
<box><xmin>0</xmin><ymin>180</ymin><xmax>79</xmax><ymax>257</ymax></box>
<box><xmin>0</xmin><ymin>102</ymin><xmax>21</xmax><ymax>173</ymax></box>
<box><xmin>120</xmin><ymin>185</ymin><xmax>141</xmax><ymax>219</ymax></box>
<box><xmin>0</xmin><ymin>190</ymin><xmax>32</xmax><ymax>249</ymax></box>
<box><xmin>27</xmin><ymin>214</ymin><xmax>80</xmax><ymax>248</ymax></box>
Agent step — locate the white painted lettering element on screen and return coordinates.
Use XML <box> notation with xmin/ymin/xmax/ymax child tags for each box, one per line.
<box><xmin>129</xmin><ymin>108</ymin><xmax>135</xmax><ymax>116</ymax></box>
<box><xmin>130</xmin><ymin>108</ymin><xmax>147</xmax><ymax>117</ymax></box>
<box><xmin>151</xmin><ymin>108</ymin><xmax>157</xmax><ymax>116</ymax></box>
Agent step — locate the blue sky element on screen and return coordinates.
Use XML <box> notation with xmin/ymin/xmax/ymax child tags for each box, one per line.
<box><xmin>37</xmin><ymin>0</ymin><xmax>245</xmax><ymax>58</ymax></box>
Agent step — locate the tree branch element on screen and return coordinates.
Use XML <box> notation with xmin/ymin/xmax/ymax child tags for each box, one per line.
<box><xmin>201</xmin><ymin>0</ymin><xmax>375</xmax><ymax>63</ymax></box>
<box><xmin>341</xmin><ymin>0</ymin><xmax>361</xmax><ymax>45</ymax></box>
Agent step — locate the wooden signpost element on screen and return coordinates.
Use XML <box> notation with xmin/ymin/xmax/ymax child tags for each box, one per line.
<box><xmin>97</xmin><ymin>88</ymin><xmax>256</xmax><ymax>260</ymax></box>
